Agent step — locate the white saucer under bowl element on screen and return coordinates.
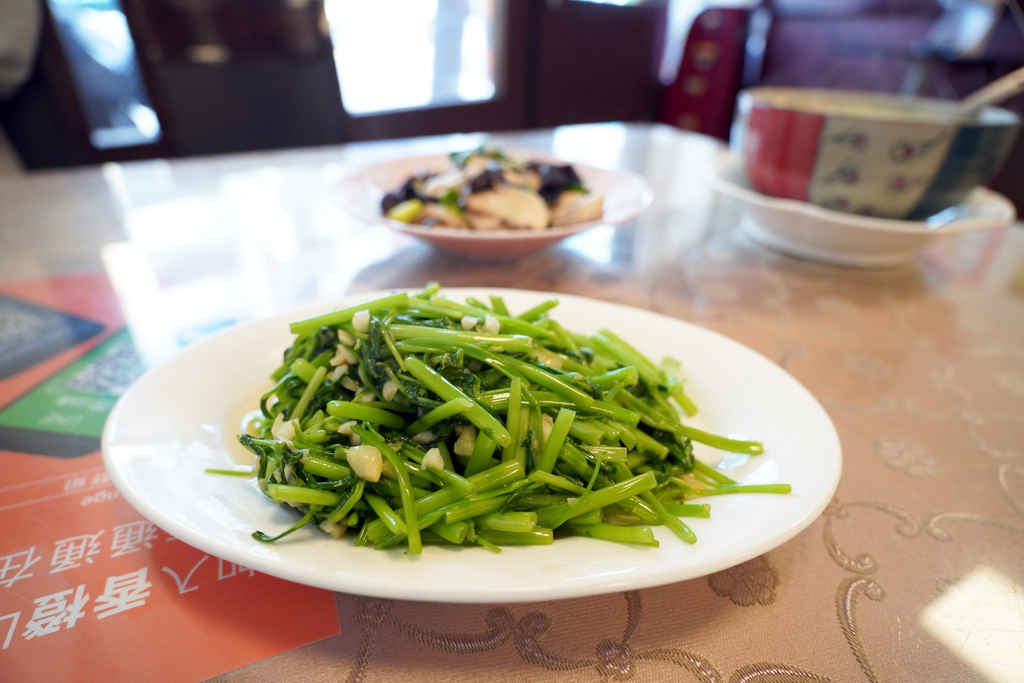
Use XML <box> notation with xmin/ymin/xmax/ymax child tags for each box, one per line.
<box><xmin>709</xmin><ymin>153</ymin><xmax>1017</xmax><ymax>268</ymax></box>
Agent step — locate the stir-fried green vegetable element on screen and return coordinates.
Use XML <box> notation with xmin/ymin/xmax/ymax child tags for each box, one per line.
<box><xmin>232</xmin><ymin>283</ymin><xmax>790</xmax><ymax>553</ymax></box>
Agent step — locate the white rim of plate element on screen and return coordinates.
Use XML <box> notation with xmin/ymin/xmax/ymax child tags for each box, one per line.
<box><xmin>102</xmin><ymin>288</ymin><xmax>842</xmax><ymax>603</ymax></box>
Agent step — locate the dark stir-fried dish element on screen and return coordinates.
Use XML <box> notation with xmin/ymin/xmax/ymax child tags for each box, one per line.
<box><xmin>380</xmin><ymin>148</ymin><xmax>605</xmax><ymax>231</ymax></box>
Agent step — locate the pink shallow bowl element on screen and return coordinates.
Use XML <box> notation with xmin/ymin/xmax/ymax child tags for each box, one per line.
<box><xmin>335</xmin><ymin>152</ymin><xmax>653</xmax><ymax>260</ymax></box>
<box><xmin>734</xmin><ymin>87</ymin><xmax>1020</xmax><ymax>220</ymax></box>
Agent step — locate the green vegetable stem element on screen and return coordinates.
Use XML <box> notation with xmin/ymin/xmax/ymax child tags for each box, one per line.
<box><xmin>230</xmin><ymin>284</ymin><xmax>787</xmax><ymax>554</ymax></box>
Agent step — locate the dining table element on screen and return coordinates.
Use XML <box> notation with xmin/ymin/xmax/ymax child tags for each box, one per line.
<box><xmin>1</xmin><ymin>121</ymin><xmax>1022</xmax><ymax>683</ymax></box>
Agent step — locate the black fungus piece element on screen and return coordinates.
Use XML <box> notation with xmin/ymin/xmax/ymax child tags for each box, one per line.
<box><xmin>380</xmin><ymin>176</ymin><xmax>425</xmax><ymax>213</ymax></box>
<box><xmin>380</xmin><ymin>193</ymin><xmax>403</xmax><ymax>213</ymax></box>
<box><xmin>468</xmin><ymin>166</ymin><xmax>505</xmax><ymax>194</ymax></box>
<box><xmin>529</xmin><ymin>163</ymin><xmax>583</xmax><ymax>205</ymax></box>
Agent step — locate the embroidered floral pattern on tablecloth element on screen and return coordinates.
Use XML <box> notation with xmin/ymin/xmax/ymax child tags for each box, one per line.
<box><xmin>708</xmin><ymin>557</ymin><xmax>779</xmax><ymax>606</ymax></box>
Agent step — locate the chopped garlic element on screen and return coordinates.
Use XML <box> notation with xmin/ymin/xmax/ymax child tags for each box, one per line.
<box><xmin>382</xmin><ymin>380</ymin><xmax>399</xmax><ymax>402</ymax></box>
<box><xmin>347</xmin><ymin>444</ymin><xmax>382</xmax><ymax>482</ymax></box>
<box><xmin>352</xmin><ymin>309</ymin><xmax>371</xmax><ymax>333</ymax></box>
<box><xmin>381</xmin><ymin>459</ymin><xmax>398</xmax><ymax>480</ymax></box>
<box><xmin>453</xmin><ymin>425</ymin><xmax>477</xmax><ymax>457</ymax></box>
<box><xmin>422</xmin><ymin>447</ymin><xmax>445</xmax><ymax>471</ymax></box>
<box><xmin>412</xmin><ymin>430</ymin><xmax>435</xmax><ymax>444</ymax></box>
<box><xmin>336</xmin><ymin>328</ymin><xmax>355</xmax><ymax>346</ymax></box>
<box><xmin>541</xmin><ymin>413</ymin><xmax>554</xmax><ymax>442</ymax></box>
<box><xmin>482</xmin><ymin>314</ymin><xmax>500</xmax><ymax>334</ymax></box>
<box><xmin>337</xmin><ymin>420</ymin><xmax>357</xmax><ymax>435</ymax></box>
<box><xmin>461</xmin><ymin>315</ymin><xmax>479</xmax><ymax>330</ymax></box>
<box><xmin>356</xmin><ymin>391</ymin><xmax>376</xmax><ymax>403</ymax></box>
<box><xmin>340</xmin><ymin>376</ymin><xmax>359</xmax><ymax>392</ymax></box>
<box><xmin>534</xmin><ymin>348</ymin><xmax>564</xmax><ymax>370</ymax></box>
<box><xmin>330</xmin><ymin>345</ymin><xmax>356</xmax><ymax>366</ymax></box>
<box><xmin>271</xmin><ymin>413</ymin><xmax>296</xmax><ymax>448</ymax></box>
<box><xmin>328</xmin><ymin>364</ymin><xmax>348</xmax><ymax>382</ymax></box>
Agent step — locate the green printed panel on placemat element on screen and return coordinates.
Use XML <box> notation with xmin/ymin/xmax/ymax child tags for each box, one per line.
<box><xmin>0</xmin><ymin>329</ymin><xmax>144</xmax><ymax>451</ymax></box>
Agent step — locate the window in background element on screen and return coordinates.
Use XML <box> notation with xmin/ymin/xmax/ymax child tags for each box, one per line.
<box><xmin>325</xmin><ymin>0</ymin><xmax>499</xmax><ymax>115</ymax></box>
<box><xmin>46</xmin><ymin>0</ymin><xmax>161</xmax><ymax>149</ymax></box>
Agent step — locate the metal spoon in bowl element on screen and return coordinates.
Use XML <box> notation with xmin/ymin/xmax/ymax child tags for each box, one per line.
<box><xmin>954</xmin><ymin>65</ymin><xmax>1024</xmax><ymax>121</ymax></box>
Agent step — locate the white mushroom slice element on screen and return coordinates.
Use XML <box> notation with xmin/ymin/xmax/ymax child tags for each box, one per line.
<box><xmin>466</xmin><ymin>187</ymin><xmax>551</xmax><ymax>231</ymax></box>
<box><xmin>422</xmin><ymin>168</ymin><xmax>467</xmax><ymax>197</ymax></box>
<box><xmin>416</xmin><ymin>202</ymin><xmax>468</xmax><ymax>228</ymax></box>
<box><xmin>422</xmin><ymin>447</ymin><xmax>445</xmax><ymax>471</ymax></box>
<box><xmin>503</xmin><ymin>168</ymin><xmax>542</xmax><ymax>190</ymax></box>
<box><xmin>551</xmin><ymin>190</ymin><xmax>604</xmax><ymax>226</ymax></box>
<box><xmin>461</xmin><ymin>154</ymin><xmax>492</xmax><ymax>175</ymax></box>
<box><xmin>347</xmin><ymin>444</ymin><xmax>383</xmax><ymax>482</ymax></box>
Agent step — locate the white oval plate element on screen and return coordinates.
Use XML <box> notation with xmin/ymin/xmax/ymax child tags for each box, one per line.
<box><xmin>336</xmin><ymin>153</ymin><xmax>653</xmax><ymax>260</ymax></box>
<box><xmin>102</xmin><ymin>289</ymin><xmax>841</xmax><ymax>603</ymax></box>
<box><xmin>709</xmin><ymin>153</ymin><xmax>1016</xmax><ymax>268</ymax></box>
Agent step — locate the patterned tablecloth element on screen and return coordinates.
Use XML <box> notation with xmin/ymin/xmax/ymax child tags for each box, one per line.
<box><xmin>0</xmin><ymin>124</ymin><xmax>1021</xmax><ymax>682</ymax></box>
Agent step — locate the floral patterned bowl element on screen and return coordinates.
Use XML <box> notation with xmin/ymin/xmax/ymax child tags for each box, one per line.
<box><xmin>733</xmin><ymin>87</ymin><xmax>1020</xmax><ymax>220</ymax></box>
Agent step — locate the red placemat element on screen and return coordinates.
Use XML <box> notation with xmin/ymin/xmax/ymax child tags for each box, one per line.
<box><xmin>0</xmin><ymin>273</ymin><xmax>339</xmax><ymax>682</ymax></box>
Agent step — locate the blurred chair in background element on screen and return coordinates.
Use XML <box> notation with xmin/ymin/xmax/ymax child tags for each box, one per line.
<box><xmin>0</xmin><ymin>0</ymin><xmax>347</xmax><ymax>168</ymax></box>
<box><xmin>530</xmin><ymin>0</ymin><xmax>667</xmax><ymax>129</ymax></box>
<box><xmin>119</xmin><ymin>0</ymin><xmax>348</xmax><ymax>157</ymax></box>
<box><xmin>0</xmin><ymin>0</ymin><xmax>41</xmax><ymax>100</ymax></box>
<box><xmin>0</xmin><ymin>0</ymin><xmax>42</xmax><ymax>173</ymax></box>
<box><xmin>0</xmin><ymin>0</ymin><xmax>666</xmax><ymax>169</ymax></box>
